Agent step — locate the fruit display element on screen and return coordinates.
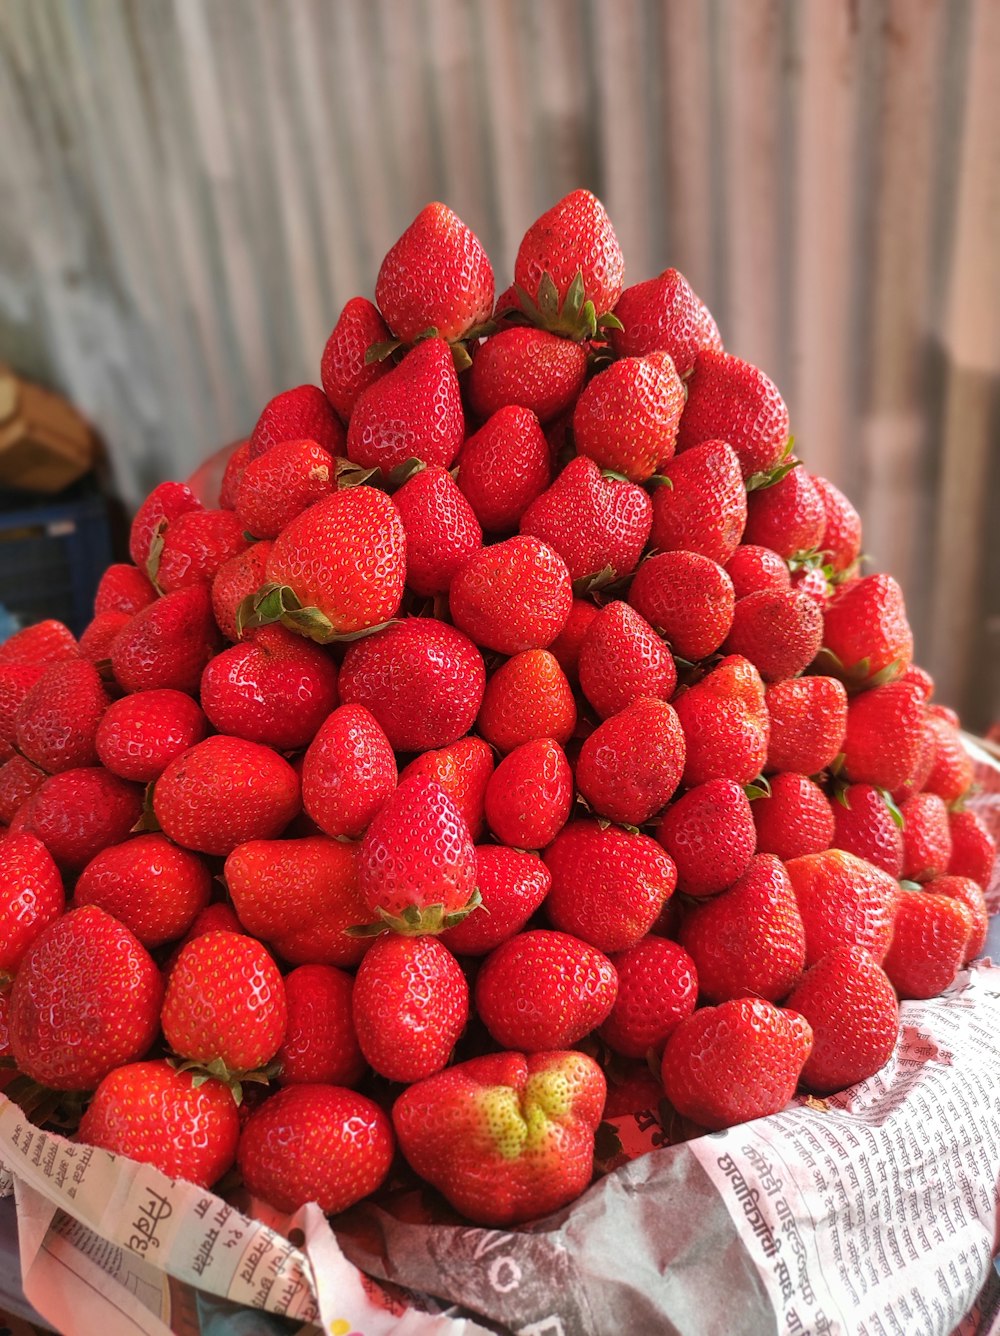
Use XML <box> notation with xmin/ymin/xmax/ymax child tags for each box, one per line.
<box><xmin>0</xmin><ymin>190</ymin><xmax>996</xmax><ymax>1246</ymax></box>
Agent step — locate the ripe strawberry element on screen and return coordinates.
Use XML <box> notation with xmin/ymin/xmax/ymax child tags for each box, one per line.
<box><xmin>830</xmin><ymin>783</ymin><xmax>905</xmax><ymax>879</ymax></box>
<box><xmin>655</xmin><ymin>778</ymin><xmax>756</xmax><ymax>897</ymax></box>
<box><xmin>673</xmin><ymin>655</ymin><xmax>769</xmax><ymax>786</ymax></box>
<box><xmin>399</xmin><ymin>735</ymin><xmax>493</xmax><ymax>841</ymax></box>
<box><xmin>277</xmin><ymin>964</ymin><xmax>365</xmax><ymax>1088</ymax></box>
<box><xmin>723</xmin><ymin>588</ymin><xmax>823</xmax><ymax>683</ymax></box>
<box><xmin>842</xmin><ymin>681</ymin><xmax>924</xmax><ymax>791</ymax></box>
<box><xmin>235</xmin><ymin>439</ymin><xmax>334</xmax><ymax>539</ymax></box>
<box><xmin>743</xmin><ymin>466</ymin><xmax>825</xmax><ymax>557</ymax></box>
<box><xmin>751</xmin><ymin>773</ymin><xmax>834</xmax><ymax>861</ymax></box>
<box><xmin>78</xmin><ymin>1060</ymin><xmax>241</xmax><ymax>1188</ymax></box>
<box><xmin>661</xmin><ymin>998</ymin><xmax>812</xmax><ymax>1131</ymax></box>
<box><xmin>248</xmin><ymin>384</ymin><xmax>345</xmax><ymax>461</ymax></box>
<box><xmin>376</xmin><ymin>202</ymin><xmax>494</xmax><ymax>343</ymax></box>
<box><xmin>449</xmin><ymin>536</ymin><xmax>571</xmax><ymax>654</ymax></box>
<box><xmin>629</xmin><ymin>552</ymin><xmax>735</xmax><ymax>661</ymax></box>
<box><xmin>392</xmin><ymin>464</ymin><xmax>483</xmax><ymax>596</ymax></box>
<box><xmin>947</xmin><ymin>809</ymin><xmax>996</xmax><ymax>888</ymax></box>
<box><xmin>899</xmin><ymin>663</ymin><xmax>936</xmax><ymax>701</ymax></box>
<box><xmin>94</xmin><ymin>564</ymin><xmax>157</xmax><ymax>617</ymax></box>
<box><xmin>476</xmin><ymin>929</ymin><xmax>617</xmax><ymax>1050</ymax></box>
<box><xmin>598</xmin><ymin>937</ymin><xmax>698</xmax><ymax>1059</ymax></box>
<box><xmin>154</xmin><ymin>509</ymin><xmax>249</xmax><ymax>594</ymax></box>
<box><xmin>725</xmin><ymin>544</ymin><xmax>792</xmax><ymax>598</ymax></box>
<box><xmin>239</xmin><ymin>1084</ymin><xmax>393</xmax><ymax>1214</ymax></box>
<box><xmin>927</xmin><ymin>702</ymin><xmax>960</xmax><ymax>728</ymax></box>
<box><xmin>466</xmin><ymin>326</ymin><xmax>588</xmax><ymax>423</ymax></box>
<box><xmin>218</xmin><ymin>438</ymin><xmax>252</xmax><ymax>509</ymax></box>
<box><xmin>609</xmin><ymin>268</ymin><xmax>722</xmax><ymax>374</ymax></box>
<box><xmin>163</xmin><ymin>930</ymin><xmax>286</xmax><ymax>1072</ymax></box>
<box><xmin>0</xmin><ymin>662</ymin><xmax>47</xmax><ymax>761</ymax></box>
<box><xmin>514</xmin><ymin>189</ymin><xmax>624</xmax><ymax>331</ymax></box>
<box><xmin>178</xmin><ymin>902</ymin><xmax>243</xmax><ymax>946</ymax></box>
<box><xmin>812</xmin><ymin>475</ymin><xmax>862</xmax><ymax>574</ymax></box>
<box><xmin>347</xmin><ymin>337</ymin><xmax>464</xmax><ymax>474</ymax></box>
<box><xmin>352</xmin><ymin>933</ymin><xmax>468</xmax><ymax>1082</ymax></box>
<box><xmin>111</xmin><ymin>585</ymin><xmax>220</xmax><ymax>694</ymax></box>
<box><xmin>485</xmin><ymin>737</ymin><xmax>572</xmax><ymax>850</ymax></box>
<box><xmin>439</xmin><ymin>845</ymin><xmax>551</xmax><ymax>956</ymax></box>
<box><xmin>129</xmin><ymin>481</ymin><xmax>203</xmax><ymax>570</ymax></box>
<box><xmin>0</xmin><ymin>755</ymin><xmax>46</xmax><ymax>825</ymax></box>
<box><xmin>572</xmin><ymin>352</ymin><xmax>685</xmax><ymax>483</ymax></box>
<box><xmin>576</xmin><ymin>697</ymin><xmax>685</xmax><ymax>826</ymax></box>
<box><xmin>881</xmin><ymin>889</ymin><xmax>973</xmax><ymax>999</ymax></box>
<box><xmin>477</xmin><ymin>650</ymin><xmax>576</xmax><ymax>754</ymax></box>
<box><xmin>924</xmin><ymin>876</ymin><xmax>988</xmax><ymax>961</ymax></box>
<box><xmin>900</xmin><ymin>792</ymin><xmax>953</xmax><ymax>882</ymax></box>
<box><xmin>765</xmin><ymin>676</ymin><xmax>848</xmax><ymax>774</ymax></box>
<box><xmin>548</xmin><ymin>598</ymin><xmax>601</xmax><ymax>683</ymax></box>
<box><xmin>75</xmin><ymin>835</ymin><xmax>211</xmax><ymax>948</ymax></box>
<box><xmin>211</xmin><ymin>541</ymin><xmax>273</xmax><ymax>642</ymax></box>
<box><xmin>154</xmin><ymin>736</ymin><xmax>300</xmax><ymax>857</ymax></box>
<box><xmin>650</xmin><ymin>439</ymin><xmax>747</xmax><ymax>565</ymax></box>
<box><xmin>8</xmin><ymin>905</ymin><xmax>162</xmax><ymax>1089</ymax></box>
<box><xmin>95</xmin><ymin>689</ymin><xmax>208</xmax><ymax>783</ymax></box>
<box><xmin>785</xmin><ymin>947</ymin><xmax>899</xmax><ymax>1094</ymax></box>
<box><xmin>544</xmin><ymin>823</ymin><xmax>677</xmax><ymax>954</ymax></box>
<box><xmin>457</xmin><ymin>406</ymin><xmax>552</xmax><ymax>532</ymax></box>
<box><xmin>520</xmin><ymin>455</ymin><xmax>652</xmax><ymax>584</ymax></box>
<box><xmin>301</xmin><ymin>704</ymin><xmax>396</xmax><ymax>840</ymax></box>
<box><xmin>923</xmin><ymin>716</ymin><xmax>974</xmax><ymax>804</ymax></box>
<box><xmin>79</xmin><ymin>611</ymin><xmax>132</xmax><ymax>663</ymax></box>
<box><xmin>679</xmin><ymin>854</ymin><xmax>807</xmax><ymax>1003</ymax></box>
<box><xmin>676</xmin><ymin>351</ymin><xmax>790</xmax><ymax>480</ymax></box>
<box><xmin>821</xmin><ymin>573</ymin><xmax>913</xmax><ymax>688</ymax></box>
<box><xmin>791</xmin><ymin>564</ymin><xmax>832</xmax><ymax>607</ymax></box>
<box><xmin>225</xmin><ymin>836</ymin><xmax>369</xmax><ymax>968</ymax></box>
<box><xmin>0</xmin><ymin>833</ymin><xmax>64</xmax><ymax>976</ymax></box>
<box><xmin>11</xmin><ymin>768</ymin><xmax>144</xmax><ymax>871</ymax></box>
<box><xmin>393</xmin><ymin>1050</ymin><xmax>606</xmax><ymax>1226</ymax></box>
<box><xmin>321</xmin><ymin>297</ymin><xmax>393</xmax><ymax>420</ymax></box>
<box><xmin>785</xmin><ymin>849</ymin><xmax>898</xmax><ymax>966</ymax></box>
<box><xmin>15</xmin><ymin>658</ymin><xmax>109</xmax><ymax>773</ymax></box>
<box><xmin>577</xmin><ymin>601</ymin><xmax>676</xmax><ymax>719</ymax></box>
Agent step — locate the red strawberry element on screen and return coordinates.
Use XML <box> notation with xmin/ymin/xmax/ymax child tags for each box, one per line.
<box><xmin>155</xmin><ymin>509</ymin><xmax>249</xmax><ymax>594</ymax></box>
<box><xmin>485</xmin><ymin>737</ymin><xmax>572</xmax><ymax>850</ymax></box>
<box><xmin>520</xmin><ymin>455</ymin><xmax>652</xmax><ymax>585</ymax></box>
<box><xmin>821</xmin><ymin>573</ymin><xmax>913</xmax><ymax>688</ymax></box>
<box><xmin>321</xmin><ymin>297</ymin><xmax>393</xmax><ymax>420</ymax></box>
<box><xmin>376</xmin><ymin>202</ymin><xmax>494</xmax><ymax>343</ymax></box>
<box><xmin>650</xmin><ymin>439</ymin><xmax>747</xmax><ymax>565</ymax></box>
<box><xmin>0</xmin><ymin>833</ymin><xmax>64</xmax><ymax>977</ymax></box>
<box><xmin>179</xmin><ymin>902</ymin><xmax>242</xmax><ymax>945</ymax></box>
<box><xmin>0</xmin><ymin>755</ymin><xmax>46</xmax><ymax>825</ymax></box>
<box><xmin>812</xmin><ymin>475</ymin><xmax>862</xmax><ymax>574</ymax></box>
<box><xmin>399</xmin><ymin>735</ymin><xmax>493</xmax><ymax>841</ymax></box>
<box><xmin>11</xmin><ymin>768</ymin><xmax>143</xmax><ymax>871</ymax></box>
<box><xmin>477</xmin><ymin>650</ymin><xmax>576</xmax><ymax>754</ymax></box>
<box><xmin>791</xmin><ymin>564</ymin><xmax>832</xmax><ymax>607</ymax></box>
<box><xmin>900</xmin><ymin>792</ymin><xmax>953</xmax><ymax>882</ymax></box>
<box><xmin>900</xmin><ymin>663</ymin><xmax>936</xmax><ymax>700</ymax></box>
<box><xmin>352</xmin><ymin>933</ymin><xmax>468</xmax><ymax>1082</ymax></box>
<box><xmin>547</xmin><ymin>598</ymin><xmax>601</xmax><ymax>683</ymax></box>
<box><xmin>765</xmin><ymin>676</ymin><xmax>848</xmax><ymax>774</ymax></box>
<box><xmin>393</xmin><ymin>1050</ymin><xmax>606</xmax><ymax>1226</ymax></box>
<box><xmin>676</xmin><ymin>351</ymin><xmax>790</xmax><ymax>480</ymax></box>
<box><xmin>79</xmin><ymin>611</ymin><xmax>132</xmax><ymax>663</ymax></box>
<box><xmin>947</xmin><ymin>809</ymin><xmax>996</xmax><ymax>888</ymax></box>
<box><xmin>923</xmin><ymin>716</ymin><xmax>974</xmax><ymax>803</ymax></box>
<box><xmin>200</xmin><ymin>625</ymin><xmax>339</xmax><ymax>750</ymax></box>
<box><xmin>609</xmin><ymin>269</ymin><xmax>722</xmax><ymax>374</ymax></box>
<box><xmin>439</xmin><ymin>845</ymin><xmax>551</xmax><ymax>956</ymax></box>
<box><xmin>743</xmin><ymin>466</ymin><xmax>825</xmax><ymax>557</ymax></box>
<box><xmin>842</xmin><ymin>681</ymin><xmax>924</xmax><ymax>791</ymax></box>
<box><xmin>0</xmin><ymin>620</ymin><xmax>77</xmax><ymax>670</ymax></box>
<box><xmin>392</xmin><ymin>464</ymin><xmax>483</xmax><ymax>596</ymax></box>
<box><xmin>235</xmin><ymin>439</ymin><xmax>334</xmax><ymax>539</ymax></box>
<box><xmin>162</xmin><ymin>930</ymin><xmax>286</xmax><ymax>1072</ymax></box>
<box><xmin>239</xmin><ymin>1084</ymin><xmax>393</xmax><ymax>1214</ymax></box>
<box><xmin>673</xmin><ymin>655</ymin><xmax>769</xmax><ymax>786</ymax></box>
<box><xmin>111</xmin><ymin>585</ymin><xmax>220</xmax><ymax>694</ymax></box>
<box><xmin>449</xmin><ymin>536</ymin><xmax>571</xmax><ymax>654</ymax></box>
<box><xmin>881</xmin><ymin>890</ymin><xmax>973</xmax><ymax>999</ymax></box>
<box><xmin>218</xmin><ymin>438</ymin><xmax>252</xmax><ymax>509</ymax></box>
<box><xmin>277</xmin><ymin>964</ymin><xmax>366</xmax><ymax>1087</ymax></box>
<box><xmin>661</xmin><ymin>998</ymin><xmax>812</xmax><ymax>1131</ymax></box>
<box><xmin>248</xmin><ymin>384</ymin><xmax>345</xmax><ymax>461</ymax></box>
<box><xmin>830</xmin><ymin>784</ymin><xmax>905</xmax><ymax>878</ymax></box>
<box><xmin>577</xmin><ymin>601</ymin><xmax>676</xmax><ymax>719</ymax></box>
<box><xmin>655</xmin><ymin>779</ymin><xmax>756</xmax><ymax>897</ymax></box>
<box><xmin>576</xmin><ymin>697</ymin><xmax>685</xmax><ymax>826</ymax></box>
<box><xmin>572</xmin><ymin>352</ymin><xmax>685</xmax><ymax>483</ymax></box>
<box><xmin>629</xmin><ymin>552</ymin><xmax>735</xmax><ymax>661</ymax></box>
<box><xmin>0</xmin><ymin>662</ymin><xmax>47</xmax><ymax>760</ymax></box>
<box><xmin>924</xmin><ymin>875</ymin><xmax>988</xmax><ymax>961</ymax></box>
<box><xmin>78</xmin><ymin>1060</ymin><xmax>240</xmax><ymax>1188</ymax></box>
<box><xmin>457</xmin><ymin>406</ymin><xmax>552</xmax><ymax>532</ymax></box>
<box><xmin>751</xmin><ymin>773</ymin><xmax>835</xmax><ymax>861</ymax></box>
<box><xmin>476</xmin><ymin>929</ymin><xmax>617</xmax><ymax>1050</ymax></box>
<box><xmin>466</xmin><ymin>326</ymin><xmax>588</xmax><ymax>423</ymax></box>
<box><xmin>75</xmin><ymin>835</ymin><xmax>211</xmax><ymax>948</ymax></box>
<box><xmin>211</xmin><ymin>541</ymin><xmax>273</xmax><ymax>642</ymax></box>
<box><xmin>347</xmin><ymin>337</ymin><xmax>464</xmax><ymax>474</ymax></box>
<box><xmin>154</xmin><ymin>736</ymin><xmax>300</xmax><ymax>857</ymax></box>
<box><xmin>598</xmin><ymin>937</ymin><xmax>698</xmax><ymax>1059</ymax></box>
<box><xmin>94</xmin><ymin>564</ymin><xmax>157</xmax><ymax>617</ymax></box>
<box><xmin>723</xmin><ymin>588</ymin><xmax>823</xmax><ymax>683</ymax></box>
<box><xmin>544</xmin><ymin>823</ymin><xmax>676</xmax><ymax>954</ymax></box>
<box><xmin>95</xmin><ymin>689</ymin><xmax>208</xmax><ymax>783</ymax></box>
<box><xmin>785</xmin><ymin>849</ymin><xmax>898</xmax><ymax>966</ymax></box>
<box><xmin>725</xmin><ymin>544</ymin><xmax>792</xmax><ymax>598</ymax></box>
<box><xmin>129</xmin><ymin>481</ymin><xmax>203</xmax><ymax>570</ymax></box>
<box><xmin>785</xmin><ymin>947</ymin><xmax>899</xmax><ymax>1094</ymax></box>
<box><xmin>15</xmin><ymin>659</ymin><xmax>109</xmax><ymax>773</ymax></box>
<box><xmin>8</xmin><ymin>905</ymin><xmax>162</xmax><ymax>1089</ymax></box>
<box><xmin>301</xmin><ymin>704</ymin><xmax>396</xmax><ymax>840</ymax></box>
<box><xmin>514</xmin><ymin>189</ymin><xmax>624</xmax><ymax>332</ymax></box>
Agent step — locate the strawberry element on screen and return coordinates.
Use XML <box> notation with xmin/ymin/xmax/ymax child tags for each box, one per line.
<box><xmin>79</xmin><ymin>611</ymin><xmax>132</xmax><ymax>663</ymax></box>
<box><xmin>475</xmin><ymin>929</ymin><xmax>617</xmax><ymax>1050</ymax></box>
<box><xmin>927</xmin><ymin>702</ymin><xmax>960</xmax><ymax>728</ymax></box>
<box><xmin>449</xmin><ymin>536</ymin><xmax>571</xmax><ymax>654</ymax></box>
<box><xmin>655</xmin><ymin>778</ymin><xmax>756</xmax><ymax>897</ymax></box>
<box><xmin>577</xmin><ymin>601</ymin><xmax>676</xmax><ymax>718</ymax></box>
<box><xmin>899</xmin><ymin>663</ymin><xmax>936</xmax><ymax>700</ymax></box>
<box><xmin>544</xmin><ymin>823</ymin><xmax>677</xmax><ymax>954</ymax></box>
<box><xmin>346</xmin><ymin>337</ymin><xmax>464</xmax><ymax>474</ymax></box>
<box><xmin>628</xmin><ymin>552</ymin><xmax>735</xmax><ymax>661</ymax></box>
<box><xmin>466</xmin><ymin>326</ymin><xmax>588</xmax><ymax>423</ymax></box>
<box><xmin>352</xmin><ymin>933</ymin><xmax>469</xmax><ymax>1082</ymax></box>
<box><xmin>742</xmin><ymin>466</ymin><xmax>825</xmax><ymax>557</ymax></box>
<box><xmin>484</xmin><ymin>737</ymin><xmax>572</xmax><ymax>850</ymax></box>
<box><xmin>178</xmin><ymin>902</ymin><xmax>243</xmax><ymax>945</ymax></box>
<box><xmin>277</xmin><ymin>964</ymin><xmax>366</xmax><ymax>1088</ymax></box>
<box><xmin>572</xmin><ymin>352</ymin><xmax>685</xmax><ymax>483</ymax></box>
<box><xmin>679</xmin><ymin>854</ymin><xmax>807</xmax><ymax>1003</ymax></box>
<box><xmin>0</xmin><ymin>833</ymin><xmax>64</xmax><ymax>977</ymax></box>
<box><xmin>650</xmin><ymin>439</ymin><xmax>747</xmax><ymax>565</ymax></box>
<box><xmin>457</xmin><ymin>406</ymin><xmax>552</xmax><ymax>532</ymax></box>
<box><xmin>234</xmin><ymin>439</ymin><xmax>334</xmax><ymax>539</ymax></box>
<box><xmin>751</xmin><ymin>773</ymin><xmax>834</xmax><ymax>861</ymax></box>
<box><xmin>576</xmin><ymin>697</ymin><xmax>685</xmax><ymax>826</ymax></box>
<box><xmin>376</xmin><ymin>202</ymin><xmax>494</xmax><ymax>343</ymax></box>
<box><xmin>321</xmin><ymin>297</ymin><xmax>393</xmax><ymax>420</ymax></box>
<box><xmin>339</xmin><ymin>618</ymin><xmax>485</xmax><ymax>751</ymax></box>
<box><xmin>398</xmin><ymin>735</ymin><xmax>493</xmax><ymax>841</ymax></box>
<box><xmin>661</xmin><ymin>998</ymin><xmax>812</xmax><ymax>1131</ymax></box>
<box><xmin>111</xmin><ymin>585</ymin><xmax>220</xmax><ymax>694</ymax></box>
<box><xmin>94</xmin><ymin>564</ymin><xmax>157</xmax><ymax>617</ymax></box>
<box><xmin>95</xmin><ymin>689</ymin><xmax>208</xmax><ymax>783</ymax></box>
<box><xmin>520</xmin><ymin>455</ymin><xmax>652</xmax><ymax>585</ymax></box>
<box><xmin>673</xmin><ymin>655</ymin><xmax>769</xmax><ymax>786</ymax></box>
<box><xmin>248</xmin><ymin>384</ymin><xmax>345</xmax><ymax>461</ymax></box>
<box><xmin>791</xmin><ymin>564</ymin><xmax>832</xmax><ymax>607</ymax></box>
<box><xmin>11</xmin><ymin>768</ymin><xmax>144</xmax><ymax>871</ymax></box>
<box><xmin>0</xmin><ymin>755</ymin><xmax>46</xmax><ymax>825</ymax></box>
<box><xmin>812</xmin><ymin>475</ymin><xmax>862</xmax><ymax>574</ymax></box>
<box><xmin>830</xmin><ymin>784</ymin><xmax>905</xmax><ymax>879</ymax></box>
<box><xmin>74</xmin><ymin>835</ymin><xmax>211</xmax><ymax>948</ymax></box>
<box><xmin>392</xmin><ymin>464</ymin><xmax>483</xmax><ymax>596</ymax></box>
<box><xmin>900</xmin><ymin>792</ymin><xmax>953</xmax><ymax>882</ymax></box>
<box><xmin>200</xmin><ymin>625</ymin><xmax>339</xmax><ymax>750</ymax></box>
<box><xmin>841</xmin><ymin>681</ymin><xmax>924</xmax><ymax>791</ymax></box>
<box><xmin>676</xmin><ymin>351</ymin><xmax>790</xmax><ymax>480</ymax></box>
<box><xmin>239</xmin><ymin>1084</ymin><xmax>394</xmax><ymax>1214</ymax></box>
<box><xmin>162</xmin><ymin>930</ymin><xmax>286</xmax><ymax>1073</ymax></box>
<box><xmin>765</xmin><ymin>676</ymin><xmax>848</xmax><ymax>774</ymax></box>
<box><xmin>211</xmin><ymin>541</ymin><xmax>273</xmax><ymax>642</ymax></box>
<box><xmin>881</xmin><ymin>889</ymin><xmax>973</xmax><ymax>999</ymax></box>
<box><xmin>8</xmin><ymin>905</ymin><xmax>162</xmax><ymax>1089</ymax></box>
<box><xmin>301</xmin><ymin>704</ymin><xmax>397</xmax><ymax>840</ymax></box>
<box><xmin>514</xmin><ymin>189</ymin><xmax>624</xmax><ymax>335</ymax></box>
<box><xmin>225</xmin><ymin>836</ymin><xmax>369</xmax><ymax>968</ymax></box>
<box><xmin>129</xmin><ymin>481</ymin><xmax>203</xmax><ymax>570</ymax></box>
<box><xmin>477</xmin><ymin>650</ymin><xmax>577</xmax><ymax>754</ymax></box>
<box><xmin>820</xmin><ymin>573</ymin><xmax>913</xmax><ymax>688</ymax></box>
<box><xmin>947</xmin><ymin>809</ymin><xmax>996</xmax><ymax>888</ymax></box>
<box><xmin>78</xmin><ymin>1060</ymin><xmax>241</xmax><ymax>1188</ymax></box>
<box><xmin>15</xmin><ymin>658</ymin><xmax>109</xmax><ymax>773</ymax></box>
<box><xmin>357</xmin><ymin>775</ymin><xmax>478</xmax><ymax>935</ymax></box>
<box><xmin>723</xmin><ymin>588</ymin><xmax>823</xmax><ymax>683</ymax></box>
<box><xmin>154</xmin><ymin>509</ymin><xmax>249</xmax><ymax>594</ymax></box>
<box><xmin>725</xmin><ymin>544</ymin><xmax>792</xmax><ymax>598</ymax></box>
<box><xmin>392</xmin><ymin>1050</ymin><xmax>606</xmax><ymax>1226</ymax></box>
<box><xmin>0</xmin><ymin>662</ymin><xmax>47</xmax><ymax>760</ymax></box>
<box><xmin>785</xmin><ymin>849</ymin><xmax>898</xmax><ymax>966</ymax></box>
<box><xmin>784</xmin><ymin>947</ymin><xmax>899</xmax><ymax>1094</ymax></box>
<box><xmin>153</xmin><ymin>735</ymin><xmax>300</xmax><ymax>857</ymax></box>
<box><xmin>609</xmin><ymin>268</ymin><xmax>722</xmax><ymax>374</ymax></box>
<box><xmin>598</xmin><ymin>937</ymin><xmax>698</xmax><ymax>1059</ymax></box>
<box><xmin>548</xmin><ymin>598</ymin><xmax>601</xmax><ymax>683</ymax></box>
<box><xmin>439</xmin><ymin>845</ymin><xmax>550</xmax><ymax>956</ymax></box>
<box><xmin>926</xmin><ymin>876</ymin><xmax>988</xmax><ymax>960</ymax></box>
<box><xmin>923</xmin><ymin>716</ymin><xmax>974</xmax><ymax>803</ymax></box>
<box><xmin>218</xmin><ymin>438</ymin><xmax>252</xmax><ymax>509</ymax></box>
<box><xmin>0</xmin><ymin>621</ymin><xmax>77</xmax><ymax>671</ymax></box>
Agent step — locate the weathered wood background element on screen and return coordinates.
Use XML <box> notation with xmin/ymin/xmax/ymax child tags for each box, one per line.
<box><xmin>0</xmin><ymin>0</ymin><xmax>998</xmax><ymax>723</ymax></box>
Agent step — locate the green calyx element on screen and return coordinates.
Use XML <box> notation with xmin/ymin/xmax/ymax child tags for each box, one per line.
<box><xmin>513</xmin><ymin>270</ymin><xmax>622</xmax><ymax>343</ymax></box>
<box><xmin>744</xmin><ymin>775</ymin><xmax>772</xmax><ymax>801</ymax></box>
<box><xmin>346</xmin><ymin>887</ymin><xmax>483</xmax><ymax>939</ymax></box>
<box><xmin>746</xmin><ymin>436</ymin><xmax>798</xmax><ymax>492</ymax></box>
<box><xmin>811</xmin><ymin>645</ymin><xmax>905</xmax><ymax>691</ymax></box>
<box><xmin>236</xmin><ymin>582</ymin><xmax>396</xmax><ymax>646</ymax></box>
<box><xmin>168</xmin><ymin>1056</ymin><xmax>281</xmax><ymax>1107</ymax></box>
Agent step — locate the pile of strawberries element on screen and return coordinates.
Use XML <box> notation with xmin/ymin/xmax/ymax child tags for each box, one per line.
<box><xmin>1</xmin><ymin>191</ymin><xmax>996</xmax><ymax>1232</ymax></box>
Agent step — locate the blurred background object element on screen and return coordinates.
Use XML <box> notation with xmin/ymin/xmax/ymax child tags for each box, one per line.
<box><xmin>0</xmin><ymin>0</ymin><xmax>997</xmax><ymax>724</ymax></box>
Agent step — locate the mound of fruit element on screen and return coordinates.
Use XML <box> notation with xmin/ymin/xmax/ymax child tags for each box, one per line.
<box><xmin>1</xmin><ymin>191</ymin><xmax>995</xmax><ymax>1232</ymax></box>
